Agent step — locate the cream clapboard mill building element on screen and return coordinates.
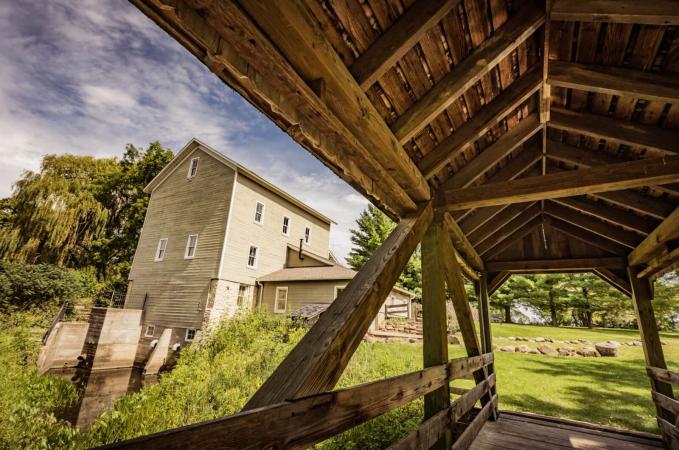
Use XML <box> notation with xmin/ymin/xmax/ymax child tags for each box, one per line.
<box><xmin>124</xmin><ymin>139</ymin><xmax>412</xmax><ymax>347</ymax></box>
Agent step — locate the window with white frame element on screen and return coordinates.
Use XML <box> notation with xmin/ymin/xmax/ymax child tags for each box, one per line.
<box><xmin>304</xmin><ymin>226</ymin><xmax>311</xmax><ymax>245</ymax></box>
<box><xmin>184</xmin><ymin>234</ymin><xmax>198</xmax><ymax>259</ymax></box>
<box><xmin>185</xmin><ymin>328</ymin><xmax>196</xmax><ymax>341</ymax></box>
<box><xmin>274</xmin><ymin>287</ymin><xmax>288</xmax><ymax>313</ymax></box>
<box><xmin>237</xmin><ymin>284</ymin><xmax>249</xmax><ymax>307</ymax></box>
<box><xmin>247</xmin><ymin>245</ymin><xmax>258</xmax><ymax>268</ymax></box>
<box><xmin>188</xmin><ymin>157</ymin><xmax>199</xmax><ymax>178</ymax></box>
<box><xmin>282</xmin><ymin>216</ymin><xmax>290</xmax><ymax>236</ymax></box>
<box><xmin>334</xmin><ymin>286</ymin><xmax>345</xmax><ymax>299</ymax></box>
<box><xmin>254</xmin><ymin>201</ymin><xmax>265</xmax><ymax>224</ymax></box>
<box><xmin>145</xmin><ymin>324</ymin><xmax>155</xmax><ymax>337</ymax></box>
<box><xmin>155</xmin><ymin>238</ymin><xmax>168</xmax><ymax>261</ymax></box>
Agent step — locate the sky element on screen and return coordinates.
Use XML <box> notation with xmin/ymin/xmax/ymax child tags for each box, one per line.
<box><xmin>0</xmin><ymin>0</ymin><xmax>372</xmax><ymax>262</ymax></box>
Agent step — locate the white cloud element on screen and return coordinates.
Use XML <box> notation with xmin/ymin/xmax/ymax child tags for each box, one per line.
<box><xmin>0</xmin><ymin>0</ymin><xmax>371</xmax><ymax>261</ymax></box>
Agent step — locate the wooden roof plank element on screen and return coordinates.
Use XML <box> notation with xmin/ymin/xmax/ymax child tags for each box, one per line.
<box><xmin>350</xmin><ymin>0</ymin><xmax>462</xmax><ymax>90</ymax></box>
<box><xmin>592</xmin><ymin>268</ymin><xmax>632</xmax><ymax>297</ymax></box>
<box><xmin>593</xmin><ymin>191</ymin><xmax>674</xmax><ymax>221</ymax></box>
<box><xmin>237</xmin><ymin>0</ymin><xmax>431</xmax><ymax>203</ymax></box>
<box><xmin>417</xmin><ymin>67</ymin><xmax>542</xmax><ymax>178</ymax></box>
<box><xmin>629</xmin><ymin>207</ymin><xmax>679</xmax><ymax>266</ymax></box>
<box><xmin>549</xmin><ymin>61</ymin><xmax>679</xmax><ymax>104</ymax></box>
<box><xmin>551</xmin><ymin>0</ymin><xmax>679</xmax><ymax>26</ymax></box>
<box><xmin>552</xmin><ymin>196</ymin><xmax>657</xmax><ymax>235</ymax></box>
<box><xmin>487</xmin><ymin>257</ymin><xmax>627</xmax><ymax>272</ymax></box>
<box><xmin>443</xmin><ymin>212</ymin><xmax>485</xmax><ymax>272</ymax></box>
<box><xmin>391</xmin><ymin>4</ymin><xmax>545</xmax><ymax>144</ymax></box>
<box><xmin>441</xmin><ymin>155</ymin><xmax>679</xmax><ymax>210</ymax></box>
<box><xmin>544</xmin><ymin>216</ymin><xmax>629</xmax><ymax>255</ymax></box>
<box><xmin>442</xmin><ymin>114</ymin><xmax>543</xmax><ymax>190</ymax></box>
<box><xmin>549</xmin><ymin>107</ymin><xmax>679</xmax><ymax>155</ymax></box>
<box><xmin>477</xmin><ymin>204</ymin><xmax>542</xmax><ymax>256</ymax></box>
<box><xmin>470</xmin><ymin>202</ymin><xmax>537</xmax><ymax>247</ymax></box>
<box><xmin>483</xmin><ymin>215</ymin><xmax>544</xmax><ymax>260</ymax></box>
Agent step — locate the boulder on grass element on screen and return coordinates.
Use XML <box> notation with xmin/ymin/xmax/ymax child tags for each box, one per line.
<box><xmin>537</xmin><ymin>344</ymin><xmax>558</xmax><ymax>356</ymax></box>
<box><xmin>534</xmin><ymin>337</ymin><xmax>545</xmax><ymax>343</ymax></box>
<box><xmin>527</xmin><ymin>348</ymin><xmax>541</xmax><ymax>354</ymax></box>
<box><xmin>595</xmin><ymin>342</ymin><xmax>619</xmax><ymax>357</ymax></box>
<box><xmin>447</xmin><ymin>334</ymin><xmax>461</xmax><ymax>345</ymax></box>
<box><xmin>576</xmin><ymin>347</ymin><xmax>599</xmax><ymax>357</ymax></box>
<box><xmin>557</xmin><ymin>347</ymin><xmax>576</xmax><ymax>356</ymax></box>
<box><xmin>499</xmin><ymin>346</ymin><xmax>516</xmax><ymax>352</ymax></box>
<box><xmin>516</xmin><ymin>345</ymin><xmax>529</xmax><ymax>353</ymax></box>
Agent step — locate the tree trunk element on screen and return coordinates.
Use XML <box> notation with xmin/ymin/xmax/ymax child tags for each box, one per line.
<box><xmin>504</xmin><ymin>305</ymin><xmax>512</xmax><ymax>323</ymax></box>
<box><xmin>549</xmin><ymin>292</ymin><xmax>558</xmax><ymax>327</ymax></box>
<box><xmin>585</xmin><ymin>310</ymin><xmax>593</xmax><ymax>329</ymax></box>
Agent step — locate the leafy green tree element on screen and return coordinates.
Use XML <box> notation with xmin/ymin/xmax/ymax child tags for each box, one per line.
<box><xmin>491</xmin><ymin>275</ymin><xmax>534</xmax><ymax>323</ymax></box>
<box><xmin>653</xmin><ymin>271</ymin><xmax>679</xmax><ymax>330</ymax></box>
<box><xmin>520</xmin><ymin>274</ymin><xmax>572</xmax><ymax>326</ymax></box>
<box><xmin>564</xmin><ymin>273</ymin><xmax>630</xmax><ymax>328</ymax></box>
<box><xmin>347</xmin><ymin>205</ymin><xmax>422</xmax><ymax>296</ymax></box>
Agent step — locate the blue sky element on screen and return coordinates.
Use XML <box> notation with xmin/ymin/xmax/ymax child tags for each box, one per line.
<box><xmin>0</xmin><ymin>1</ymin><xmax>371</xmax><ymax>261</ymax></box>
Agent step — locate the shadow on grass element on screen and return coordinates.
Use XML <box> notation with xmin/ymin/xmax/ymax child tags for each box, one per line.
<box><xmin>497</xmin><ymin>355</ymin><xmax>658</xmax><ymax>432</ymax></box>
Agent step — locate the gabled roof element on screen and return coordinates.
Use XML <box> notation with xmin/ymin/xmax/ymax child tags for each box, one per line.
<box><xmin>286</xmin><ymin>244</ymin><xmax>334</xmax><ymax>267</ymax></box>
<box><xmin>144</xmin><ymin>138</ymin><xmax>336</xmax><ymax>225</ymax></box>
<box><xmin>257</xmin><ymin>265</ymin><xmax>356</xmax><ymax>282</ymax></box>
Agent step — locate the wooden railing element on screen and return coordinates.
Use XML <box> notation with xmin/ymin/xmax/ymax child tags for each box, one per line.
<box><xmin>42</xmin><ymin>302</ymin><xmax>69</xmax><ymax>344</ymax></box>
<box><xmin>100</xmin><ymin>353</ymin><xmax>495</xmax><ymax>449</ymax></box>
<box><xmin>384</xmin><ymin>302</ymin><xmax>410</xmax><ymax>319</ymax></box>
<box><xmin>646</xmin><ymin>366</ymin><xmax>679</xmax><ymax>447</ymax></box>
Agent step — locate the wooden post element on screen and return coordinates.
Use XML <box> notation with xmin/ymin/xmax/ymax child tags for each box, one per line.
<box><xmin>478</xmin><ymin>273</ymin><xmax>499</xmax><ymax>418</ymax></box>
<box><xmin>627</xmin><ymin>266</ymin><xmax>676</xmax><ymax>427</ymax></box>
<box><xmin>422</xmin><ymin>220</ymin><xmax>452</xmax><ymax>450</ymax></box>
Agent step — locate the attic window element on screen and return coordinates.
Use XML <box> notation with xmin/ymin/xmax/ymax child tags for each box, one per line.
<box><xmin>188</xmin><ymin>157</ymin><xmax>199</xmax><ymax>178</ymax></box>
<box><xmin>155</xmin><ymin>238</ymin><xmax>168</xmax><ymax>262</ymax></box>
<box><xmin>304</xmin><ymin>226</ymin><xmax>311</xmax><ymax>245</ymax></box>
<box><xmin>254</xmin><ymin>201</ymin><xmax>265</xmax><ymax>224</ymax></box>
<box><xmin>282</xmin><ymin>216</ymin><xmax>290</xmax><ymax>236</ymax></box>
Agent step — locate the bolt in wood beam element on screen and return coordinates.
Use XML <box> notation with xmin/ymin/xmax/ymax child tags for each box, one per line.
<box><xmin>392</xmin><ymin>4</ymin><xmax>545</xmax><ymax>144</ymax></box>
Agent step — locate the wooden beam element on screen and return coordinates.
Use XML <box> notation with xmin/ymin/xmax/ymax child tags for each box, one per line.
<box><xmin>543</xmin><ymin>202</ymin><xmax>641</xmax><ymax>249</ymax></box>
<box><xmin>477</xmin><ymin>275</ymin><xmax>493</xmax><ymax>355</ymax></box>
<box><xmin>547</xmin><ymin>139</ymin><xmax>679</xmax><ymax>198</ymax></box>
<box><xmin>549</xmin><ymin>107</ymin><xmax>679</xmax><ymax>156</ymax></box>
<box><xmin>552</xmin><ymin>197</ymin><xmax>656</xmax><ymax>235</ymax></box>
<box><xmin>629</xmin><ymin>208</ymin><xmax>679</xmax><ymax>267</ymax></box>
<box><xmin>594</xmin><ymin>191</ymin><xmax>674</xmax><ymax>222</ymax></box>
<box><xmin>637</xmin><ymin>247</ymin><xmax>679</xmax><ymax>279</ymax></box>
<box><xmin>451</xmin><ymin>395</ymin><xmax>499</xmax><ymax>450</ymax></box>
<box><xmin>244</xmin><ymin>202</ymin><xmax>433</xmax><ymax>409</ymax></box>
<box><xmin>551</xmin><ymin>0</ymin><xmax>679</xmax><ymax>25</ymax></box>
<box><xmin>470</xmin><ymin>201</ymin><xmax>537</xmax><ymax>246</ymax></box>
<box><xmin>418</xmin><ymin>68</ymin><xmax>542</xmax><ymax>178</ymax></box>
<box><xmin>488</xmin><ymin>272</ymin><xmax>511</xmax><ymax>296</ymax></box>
<box><xmin>392</xmin><ymin>5</ymin><xmax>545</xmax><ymax>144</ymax></box>
<box><xmin>628</xmin><ymin>266</ymin><xmax>676</xmax><ymax>427</ymax></box>
<box><xmin>487</xmin><ymin>257</ymin><xmax>627</xmax><ymax>272</ymax></box>
<box><xmin>483</xmin><ymin>215</ymin><xmax>544</xmax><ymax>260</ymax></box>
<box><xmin>236</xmin><ymin>0</ymin><xmax>431</xmax><ymax>204</ymax></box>
<box><xmin>549</xmin><ymin>61</ymin><xmax>679</xmax><ymax>104</ymax></box>
<box><xmin>441</xmin><ymin>155</ymin><xmax>679</xmax><ymax>211</ymax></box>
<box><xmin>350</xmin><ymin>0</ymin><xmax>461</xmax><ymax>90</ymax></box>
<box><xmin>131</xmin><ymin>0</ymin><xmax>418</xmax><ymax>216</ymax></box>
<box><xmin>544</xmin><ymin>216</ymin><xmax>629</xmax><ymax>255</ymax></box>
<box><xmin>477</xmin><ymin>205</ymin><xmax>542</xmax><ymax>256</ymax></box>
<box><xmin>422</xmin><ymin>221</ymin><xmax>452</xmax><ymax>450</ymax></box>
<box><xmin>443</xmin><ymin>213</ymin><xmax>484</xmax><ymax>272</ymax></box>
<box><xmin>592</xmin><ymin>268</ymin><xmax>632</xmax><ymax>298</ymax></box>
<box><xmin>441</xmin><ymin>114</ymin><xmax>543</xmax><ymax>190</ymax></box>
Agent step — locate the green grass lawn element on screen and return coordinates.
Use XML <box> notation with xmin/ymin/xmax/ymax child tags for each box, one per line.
<box><xmin>339</xmin><ymin>323</ymin><xmax>679</xmax><ymax>434</ymax></box>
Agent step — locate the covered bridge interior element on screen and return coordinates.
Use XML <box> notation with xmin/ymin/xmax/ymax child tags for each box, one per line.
<box><xmin>111</xmin><ymin>0</ymin><xmax>679</xmax><ymax>448</ymax></box>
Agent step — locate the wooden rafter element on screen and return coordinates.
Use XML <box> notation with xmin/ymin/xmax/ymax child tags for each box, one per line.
<box><xmin>440</xmin><ymin>155</ymin><xmax>679</xmax><ymax>211</ymax></box>
<box><xmin>349</xmin><ymin>0</ymin><xmax>462</xmax><ymax>90</ymax></box>
<box><xmin>592</xmin><ymin>268</ymin><xmax>631</xmax><ymax>298</ymax></box>
<box><xmin>477</xmin><ymin>205</ymin><xmax>542</xmax><ymax>256</ymax></box>
<box><xmin>443</xmin><ymin>213</ymin><xmax>484</xmax><ymax>272</ymax></box>
<box><xmin>244</xmin><ymin>202</ymin><xmax>433</xmax><ymax>409</ymax></box>
<box><xmin>391</xmin><ymin>4</ymin><xmax>545</xmax><ymax>144</ymax></box>
<box><xmin>551</xmin><ymin>0</ymin><xmax>679</xmax><ymax>25</ymax></box>
<box><xmin>441</xmin><ymin>114</ymin><xmax>542</xmax><ymax>190</ymax></box>
<box><xmin>487</xmin><ymin>257</ymin><xmax>627</xmax><ymax>272</ymax></box>
<box><xmin>488</xmin><ymin>272</ymin><xmax>511</xmax><ymax>296</ymax></box>
<box><xmin>543</xmin><ymin>202</ymin><xmax>641</xmax><ymax>248</ymax></box>
<box><xmin>594</xmin><ymin>191</ymin><xmax>674</xmax><ymax>222</ymax></box>
<box><xmin>418</xmin><ymin>68</ymin><xmax>542</xmax><ymax>179</ymax></box>
<box><xmin>629</xmin><ymin>208</ymin><xmax>679</xmax><ymax>267</ymax></box>
<box><xmin>544</xmin><ymin>216</ymin><xmax>629</xmax><ymax>256</ymax></box>
<box><xmin>236</xmin><ymin>0</ymin><xmax>430</xmax><ymax>204</ymax></box>
<box><xmin>483</xmin><ymin>215</ymin><xmax>543</xmax><ymax>260</ymax></box>
<box><xmin>549</xmin><ymin>107</ymin><xmax>679</xmax><ymax>155</ymax></box>
<box><xmin>469</xmin><ymin>202</ymin><xmax>537</xmax><ymax>247</ymax></box>
<box><xmin>549</xmin><ymin>61</ymin><xmax>679</xmax><ymax>104</ymax></box>
<box><xmin>552</xmin><ymin>197</ymin><xmax>656</xmax><ymax>235</ymax></box>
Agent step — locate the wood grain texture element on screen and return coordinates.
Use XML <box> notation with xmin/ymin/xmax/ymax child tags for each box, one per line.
<box><xmin>592</xmin><ymin>268</ymin><xmax>632</xmax><ymax>298</ymax></box>
<box><xmin>552</xmin><ymin>197</ymin><xmax>656</xmax><ymax>235</ymax></box>
<box><xmin>629</xmin><ymin>208</ymin><xmax>679</xmax><ymax>266</ymax></box>
<box><xmin>487</xmin><ymin>257</ymin><xmax>627</xmax><ymax>272</ymax></box>
<box><xmin>544</xmin><ymin>216</ymin><xmax>629</xmax><ymax>255</ymax></box>
<box><xmin>551</xmin><ymin>0</ymin><xmax>679</xmax><ymax>25</ymax></box>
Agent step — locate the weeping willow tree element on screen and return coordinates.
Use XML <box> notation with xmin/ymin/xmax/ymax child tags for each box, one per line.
<box><xmin>0</xmin><ymin>154</ymin><xmax>118</xmax><ymax>267</ymax></box>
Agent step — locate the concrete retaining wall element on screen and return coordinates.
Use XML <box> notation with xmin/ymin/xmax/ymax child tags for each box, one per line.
<box><xmin>38</xmin><ymin>322</ymin><xmax>89</xmax><ymax>374</ymax></box>
<box><xmin>91</xmin><ymin>309</ymin><xmax>143</xmax><ymax>370</ymax></box>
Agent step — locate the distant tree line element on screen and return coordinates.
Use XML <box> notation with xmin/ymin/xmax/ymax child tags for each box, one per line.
<box><xmin>347</xmin><ymin>205</ymin><xmax>679</xmax><ymax>330</ymax></box>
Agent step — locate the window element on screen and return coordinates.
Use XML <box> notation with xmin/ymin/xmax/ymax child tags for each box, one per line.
<box><xmin>185</xmin><ymin>328</ymin><xmax>196</xmax><ymax>341</ymax></box>
<box><xmin>334</xmin><ymin>286</ymin><xmax>345</xmax><ymax>299</ymax></box>
<box><xmin>145</xmin><ymin>324</ymin><xmax>155</xmax><ymax>337</ymax></box>
<box><xmin>254</xmin><ymin>201</ymin><xmax>265</xmax><ymax>224</ymax></box>
<box><xmin>237</xmin><ymin>285</ymin><xmax>249</xmax><ymax>307</ymax></box>
<box><xmin>247</xmin><ymin>245</ymin><xmax>258</xmax><ymax>268</ymax></box>
<box><xmin>282</xmin><ymin>216</ymin><xmax>290</xmax><ymax>236</ymax></box>
<box><xmin>274</xmin><ymin>287</ymin><xmax>288</xmax><ymax>313</ymax></box>
<box><xmin>184</xmin><ymin>234</ymin><xmax>198</xmax><ymax>259</ymax></box>
<box><xmin>188</xmin><ymin>157</ymin><xmax>199</xmax><ymax>178</ymax></box>
<box><xmin>155</xmin><ymin>238</ymin><xmax>168</xmax><ymax>261</ymax></box>
<box><xmin>304</xmin><ymin>226</ymin><xmax>311</xmax><ymax>245</ymax></box>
